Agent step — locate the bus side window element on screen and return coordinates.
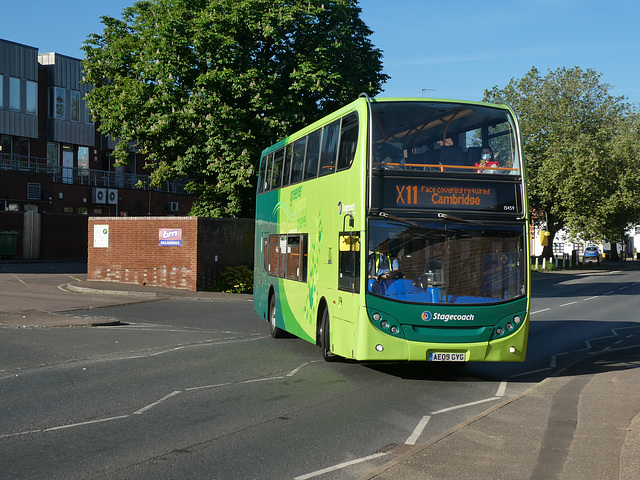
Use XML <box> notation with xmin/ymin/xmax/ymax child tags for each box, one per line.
<box><xmin>282</xmin><ymin>145</ymin><xmax>292</xmax><ymax>187</ymax></box>
<box><xmin>337</xmin><ymin>112</ymin><xmax>358</xmax><ymax>171</ymax></box>
<box><xmin>268</xmin><ymin>235</ymin><xmax>279</xmax><ymax>275</ymax></box>
<box><xmin>319</xmin><ymin>119</ymin><xmax>340</xmax><ymax>176</ymax></box>
<box><xmin>286</xmin><ymin>235</ymin><xmax>301</xmax><ymax>280</ymax></box>
<box><xmin>290</xmin><ymin>138</ymin><xmax>306</xmax><ymax>184</ymax></box>
<box><xmin>260</xmin><ymin>154</ymin><xmax>273</xmax><ymax>192</ymax></box>
<box><xmin>271</xmin><ymin>148</ymin><xmax>285</xmax><ymax>190</ymax></box>
<box><xmin>262</xmin><ymin>237</ymin><xmax>269</xmax><ymax>271</ymax></box>
<box><xmin>304</xmin><ymin>129</ymin><xmax>321</xmax><ymax>180</ymax></box>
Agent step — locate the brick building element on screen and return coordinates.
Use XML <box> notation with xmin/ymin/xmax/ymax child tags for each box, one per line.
<box><xmin>0</xmin><ymin>38</ymin><xmax>196</xmax><ymax>258</ymax></box>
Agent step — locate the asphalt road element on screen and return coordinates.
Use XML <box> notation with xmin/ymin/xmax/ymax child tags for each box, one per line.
<box><xmin>1</xmin><ymin>262</ymin><xmax>639</xmax><ymax>479</ymax></box>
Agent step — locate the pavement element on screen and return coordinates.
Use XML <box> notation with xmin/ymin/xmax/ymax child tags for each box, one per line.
<box><xmin>1</xmin><ymin>262</ymin><xmax>639</xmax><ymax>479</ymax></box>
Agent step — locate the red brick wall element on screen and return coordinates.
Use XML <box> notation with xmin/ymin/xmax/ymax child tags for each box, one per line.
<box><xmin>88</xmin><ymin>217</ymin><xmax>199</xmax><ymax>290</ymax></box>
<box><xmin>87</xmin><ymin>217</ymin><xmax>255</xmax><ymax>291</ymax></box>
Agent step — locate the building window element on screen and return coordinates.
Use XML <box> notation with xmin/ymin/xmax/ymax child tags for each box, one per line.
<box><xmin>83</xmin><ymin>95</ymin><xmax>92</xmax><ymax>124</ymax></box>
<box><xmin>78</xmin><ymin>146</ymin><xmax>89</xmax><ymax>174</ymax></box>
<box><xmin>26</xmin><ymin>81</ymin><xmax>37</xmax><ymax>114</ymax></box>
<box><xmin>47</xmin><ymin>142</ymin><xmax>59</xmax><ymax>171</ymax></box>
<box><xmin>17</xmin><ymin>138</ymin><xmax>29</xmax><ymax>158</ymax></box>
<box><xmin>1</xmin><ymin>136</ymin><xmax>11</xmax><ymax>158</ymax></box>
<box><xmin>0</xmin><ymin>76</ymin><xmax>3</xmax><ymax>108</ymax></box>
<box><xmin>70</xmin><ymin>91</ymin><xmax>80</xmax><ymax>121</ymax></box>
<box><xmin>10</xmin><ymin>77</ymin><xmax>21</xmax><ymax>111</ymax></box>
<box><xmin>50</xmin><ymin>87</ymin><xmax>66</xmax><ymax>119</ymax></box>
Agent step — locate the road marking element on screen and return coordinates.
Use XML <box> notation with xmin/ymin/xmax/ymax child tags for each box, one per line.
<box><xmin>405</xmin><ymin>415</ymin><xmax>431</xmax><ymax>445</ymax></box>
<box><xmin>287</xmin><ymin>362</ymin><xmax>309</xmax><ymax>377</ymax></box>
<box><xmin>294</xmin><ymin>453</ymin><xmax>388</xmax><ymax>480</ymax></box>
<box><xmin>185</xmin><ymin>382</ymin><xmax>232</xmax><ymax>391</ymax></box>
<box><xmin>0</xmin><ymin>415</ymin><xmax>130</xmax><ymax>439</ymax></box>
<box><xmin>584</xmin><ymin>296</ymin><xmax>599</xmax><ymax>301</ymax></box>
<box><xmin>559</xmin><ymin>301</ymin><xmax>577</xmax><ymax>307</ymax></box>
<box><xmin>241</xmin><ymin>376</ymin><xmax>285</xmax><ymax>384</ymax></box>
<box><xmin>431</xmin><ymin>396</ymin><xmax>499</xmax><ymax>415</ymax></box>
<box><xmin>495</xmin><ymin>381</ymin><xmax>507</xmax><ymax>397</ymax></box>
<box><xmin>531</xmin><ymin>308</ymin><xmax>550</xmax><ymax>315</ymax></box>
<box><xmin>134</xmin><ymin>391</ymin><xmax>181</xmax><ymax>415</ymax></box>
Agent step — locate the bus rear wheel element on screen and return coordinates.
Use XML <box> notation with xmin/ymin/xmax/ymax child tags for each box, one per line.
<box><xmin>269</xmin><ymin>295</ymin><xmax>286</xmax><ymax>339</ymax></box>
<box><xmin>319</xmin><ymin>308</ymin><xmax>338</xmax><ymax>362</ymax></box>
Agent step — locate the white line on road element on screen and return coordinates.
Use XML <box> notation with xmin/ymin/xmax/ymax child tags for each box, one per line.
<box><xmin>287</xmin><ymin>362</ymin><xmax>309</xmax><ymax>377</ymax></box>
<box><xmin>431</xmin><ymin>396</ymin><xmax>499</xmax><ymax>415</ymax></box>
<box><xmin>0</xmin><ymin>415</ymin><xmax>130</xmax><ymax>439</ymax></box>
<box><xmin>134</xmin><ymin>391</ymin><xmax>181</xmax><ymax>415</ymax></box>
<box><xmin>495</xmin><ymin>381</ymin><xmax>507</xmax><ymax>397</ymax></box>
<box><xmin>559</xmin><ymin>301</ymin><xmax>578</xmax><ymax>307</ymax></box>
<box><xmin>294</xmin><ymin>453</ymin><xmax>388</xmax><ymax>480</ymax></box>
<box><xmin>405</xmin><ymin>415</ymin><xmax>431</xmax><ymax>445</ymax></box>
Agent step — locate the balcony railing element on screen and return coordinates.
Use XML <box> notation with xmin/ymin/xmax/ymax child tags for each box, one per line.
<box><xmin>0</xmin><ymin>154</ymin><xmax>188</xmax><ymax>193</ymax></box>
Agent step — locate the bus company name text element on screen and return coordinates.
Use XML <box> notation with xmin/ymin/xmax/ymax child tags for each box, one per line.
<box><xmin>423</xmin><ymin>312</ymin><xmax>475</xmax><ymax>322</ymax></box>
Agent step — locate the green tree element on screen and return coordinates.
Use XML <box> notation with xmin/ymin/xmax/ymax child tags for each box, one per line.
<box><xmin>484</xmin><ymin>67</ymin><xmax>640</xmax><ymax>258</ymax></box>
<box><xmin>82</xmin><ymin>0</ymin><xmax>388</xmax><ymax>217</ymax></box>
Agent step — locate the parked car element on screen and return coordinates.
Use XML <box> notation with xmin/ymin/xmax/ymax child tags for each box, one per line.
<box><xmin>584</xmin><ymin>246</ymin><xmax>601</xmax><ymax>263</ymax></box>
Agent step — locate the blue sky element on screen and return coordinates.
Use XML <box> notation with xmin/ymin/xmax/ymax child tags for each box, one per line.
<box><xmin>4</xmin><ymin>0</ymin><xmax>640</xmax><ymax>104</ymax></box>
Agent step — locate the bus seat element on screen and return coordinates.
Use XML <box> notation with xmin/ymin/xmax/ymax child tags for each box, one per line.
<box><xmin>467</xmin><ymin>146</ymin><xmax>482</xmax><ymax>167</ymax></box>
<box><xmin>439</xmin><ymin>146</ymin><xmax>465</xmax><ymax>171</ymax></box>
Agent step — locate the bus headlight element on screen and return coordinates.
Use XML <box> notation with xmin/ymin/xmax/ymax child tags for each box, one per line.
<box><xmin>372</xmin><ymin>313</ymin><xmax>381</xmax><ymax>322</ymax></box>
<box><xmin>513</xmin><ymin>315</ymin><xmax>521</xmax><ymax>324</ymax></box>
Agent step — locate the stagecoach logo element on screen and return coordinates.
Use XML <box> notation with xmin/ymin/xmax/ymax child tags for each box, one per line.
<box><xmin>422</xmin><ymin>311</ymin><xmax>475</xmax><ymax>322</ymax></box>
<box><xmin>338</xmin><ymin>202</ymin><xmax>355</xmax><ymax>215</ymax></box>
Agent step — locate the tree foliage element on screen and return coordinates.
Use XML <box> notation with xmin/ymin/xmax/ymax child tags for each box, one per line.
<box><xmin>82</xmin><ymin>0</ymin><xmax>388</xmax><ymax>217</ymax></box>
<box><xmin>484</xmin><ymin>67</ymin><xmax>640</xmax><ymax>253</ymax></box>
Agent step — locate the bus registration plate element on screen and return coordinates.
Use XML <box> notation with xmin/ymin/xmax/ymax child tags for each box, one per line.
<box><xmin>429</xmin><ymin>352</ymin><xmax>466</xmax><ymax>362</ymax></box>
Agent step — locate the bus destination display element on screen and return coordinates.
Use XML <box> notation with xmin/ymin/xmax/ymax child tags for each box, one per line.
<box><xmin>374</xmin><ymin>178</ymin><xmax>520</xmax><ymax>213</ymax></box>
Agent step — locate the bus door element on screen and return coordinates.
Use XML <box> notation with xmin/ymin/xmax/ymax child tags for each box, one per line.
<box><xmin>255</xmin><ymin>232</ymin><xmax>270</xmax><ymax>317</ymax></box>
<box><xmin>332</xmin><ymin>231</ymin><xmax>361</xmax><ymax>355</ymax></box>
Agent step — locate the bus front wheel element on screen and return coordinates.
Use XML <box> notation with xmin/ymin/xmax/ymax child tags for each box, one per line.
<box><xmin>319</xmin><ymin>308</ymin><xmax>338</xmax><ymax>362</ymax></box>
<box><xmin>269</xmin><ymin>295</ymin><xmax>286</xmax><ymax>339</ymax></box>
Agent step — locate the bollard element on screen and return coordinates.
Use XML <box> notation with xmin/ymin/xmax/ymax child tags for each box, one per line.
<box><xmin>542</xmin><ymin>257</ymin><xmax>546</xmax><ymax>270</ymax></box>
<box><xmin>535</xmin><ymin>257</ymin><xmax>539</xmax><ymax>269</ymax></box>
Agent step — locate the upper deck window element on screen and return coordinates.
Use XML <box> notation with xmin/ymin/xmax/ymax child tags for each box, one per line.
<box><xmin>370</xmin><ymin>102</ymin><xmax>520</xmax><ymax>176</ymax></box>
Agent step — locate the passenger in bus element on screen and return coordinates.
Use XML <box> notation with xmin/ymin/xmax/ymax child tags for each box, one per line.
<box><xmin>368</xmin><ymin>240</ymin><xmax>401</xmax><ymax>293</ymax></box>
<box><xmin>475</xmin><ymin>147</ymin><xmax>500</xmax><ymax>173</ymax></box>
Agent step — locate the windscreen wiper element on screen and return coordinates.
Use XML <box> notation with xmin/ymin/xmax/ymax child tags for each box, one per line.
<box><xmin>378</xmin><ymin>211</ymin><xmax>418</xmax><ymax>227</ymax></box>
<box><xmin>437</xmin><ymin>212</ymin><xmax>483</xmax><ymax>224</ymax></box>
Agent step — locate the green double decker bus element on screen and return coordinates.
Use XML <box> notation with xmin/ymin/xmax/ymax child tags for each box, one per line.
<box><xmin>253</xmin><ymin>96</ymin><xmax>529</xmax><ymax>362</ymax></box>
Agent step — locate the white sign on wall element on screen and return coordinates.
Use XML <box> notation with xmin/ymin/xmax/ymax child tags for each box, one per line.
<box><xmin>94</xmin><ymin>224</ymin><xmax>109</xmax><ymax>248</ymax></box>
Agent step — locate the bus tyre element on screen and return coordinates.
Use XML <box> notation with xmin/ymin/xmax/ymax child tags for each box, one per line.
<box><xmin>320</xmin><ymin>308</ymin><xmax>338</xmax><ymax>362</ymax></box>
<box><xmin>269</xmin><ymin>295</ymin><xmax>286</xmax><ymax>339</ymax></box>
